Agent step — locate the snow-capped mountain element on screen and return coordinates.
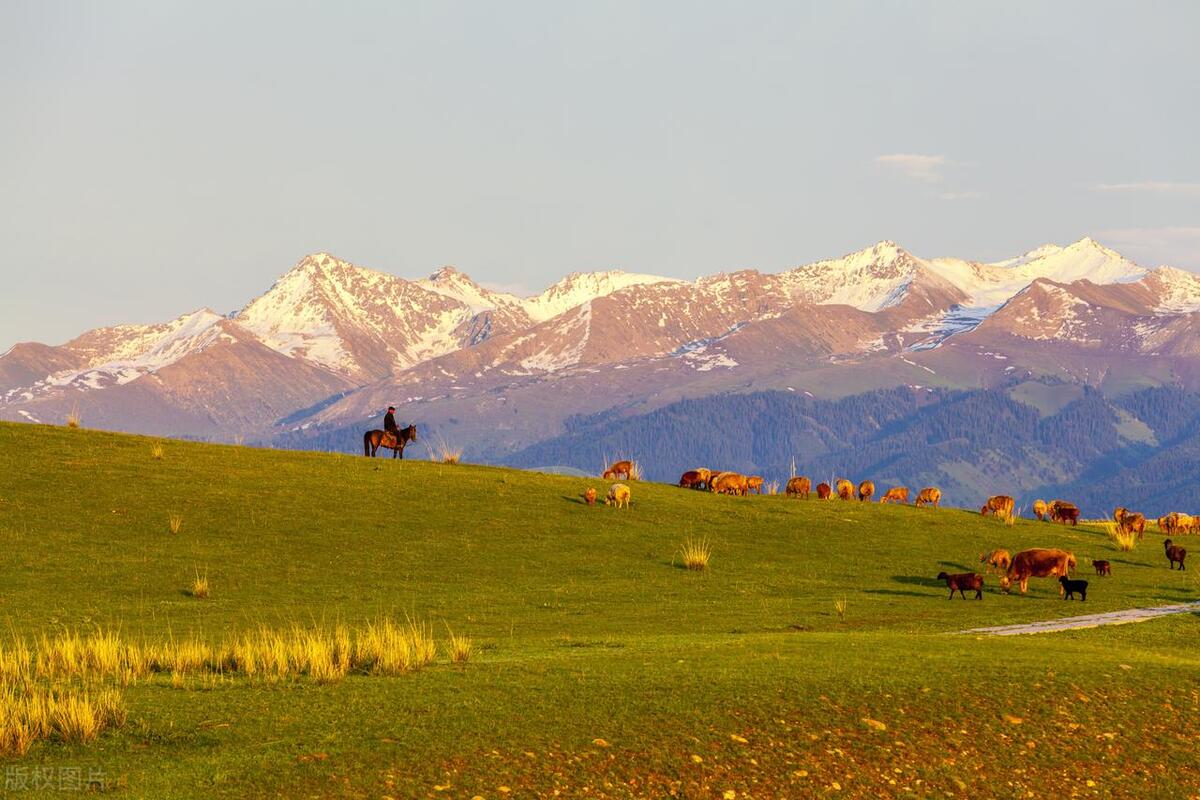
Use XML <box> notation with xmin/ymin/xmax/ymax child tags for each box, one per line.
<box><xmin>5</xmin><ymin>236</ymin><xmax>1200</xmax><ymax>445</ymax></box>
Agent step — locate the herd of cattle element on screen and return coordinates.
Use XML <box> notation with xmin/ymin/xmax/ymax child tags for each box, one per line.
<box><xmin>590</xmin><ymin>460</ymin><xmax>1190</xmax><ymax>599</ymax></box>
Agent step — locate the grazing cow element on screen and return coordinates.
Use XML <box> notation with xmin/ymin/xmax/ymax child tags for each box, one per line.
<box><xmin>711</xmin><ymin>472</ymin><xmax>749</xmax><ymax>496</ymax></box>
<box><xmin>1093</xmin><ymin>560</ymin><xmax>1111</xmax><ymax>576</ymax></box>
<box><xmin>979</xmin><ymin>549</ymin><xmax>1012</xmax><ymax>575</ymax></box>
<box><xmin>678</xmin><ymin>470</ymin><xmax>706</xmax><ymax>490</ymax></box>
<box><xmin>915</xmin><ymin>487</ymin><xmax>941</xmax><ymax>508</ymax></box>
<box><xmin>747</xmin><ymin>476</ymin><xmax>765</xmax><ymax>494</ymax></box>
<box><xmin>878</xmin><ymin>486</ymin><xmax>909</xmax><ymax>504</ymax></box>
<box><xmin>785</xmin><ymin>476</ymin><xmax>811</xmax><ymax>499</ymax></box>
<box><xmin>858</xmin><ymin>480</ymin><xmax>875</xmax><ymax>502</ymax></box>
<box><xmin>1119</xmin><ymin>512</ymin><xmax>1147</xmax><ymax>540</ymax></box>
<box><xmin>1000</xmin><ymin>548</ymin><xmax>1076</xmax><ymax>594</ymax></box>
<box><xmin>1050</xmin><ymin>501</ymin><xmax>1080</xmax><ymax>526</ymax></box>
<box><xmin>1164</xmin><ymin>539</ymin><xmax>1187</xmax><ymax>570</ymax></box>
<box><xmin>1059</xmin><ymin>576</ymin><xmax>1089</xmax><ymax>601</ymax></box>
<box><xmin>981</xmin><ymin>495</ymin><xmax>1015</xmax><ymax>519</ymax></box>
<box><xmin>695</xmin><ymin>468</ymin><xmax>714</xmax><ymax>485</ymax></box>
<box><xmin>1032</xmin><ymin>499</ymin><xmax>1049</xmax><ymax>521</ymax></box>
<box><xmin>937</xmin><ymin>572</ymin><xmax>984</xmax><ymax>600</ymax></box>
<box><xmin>583</xmin><ymin>487</ymin><xmax>597</xmax><ymax>506</ymax></box>
<box><xmin>602</xmin><ymin>460</ymin><xmax>634</xmax><ymax>481</ymax></box>
<box><xmin>816</xmin><ymin>482</ymin><xmax>833</xmax><ymax>500</ymax></box>
<box><xmin>836</xmin><ymin>479</ymin><xmax>855</xmax><ymax>501</ymax></box>
<box><xmin>605</xmin><ymin>483</ymin><xmax>631</xmax><ymax>509</ymax></box>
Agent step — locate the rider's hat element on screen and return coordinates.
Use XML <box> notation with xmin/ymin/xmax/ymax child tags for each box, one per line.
<box><xmin>387</xmin><ymin>406</ymin><xmax>395</xmax><ymax>411</ymax></box>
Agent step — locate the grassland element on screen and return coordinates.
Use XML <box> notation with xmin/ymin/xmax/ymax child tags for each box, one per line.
<box><xmin>0</xmin><ymin>421</ymin><xmax>1198</xmax><ymax>798</ymax></box>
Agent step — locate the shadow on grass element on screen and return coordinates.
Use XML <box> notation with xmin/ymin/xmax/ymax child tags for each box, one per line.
<box><xmin>892</xmin><ymin>575</ymin><xmax>944</xmax><ymax>588</ymax></box>
<box><xmin>863</xmin><ymin>588</ymin><xmax>930</xmax><ymax>598</ymax></box>
<box><xmin>936</xmin><ymin>560</ymin><xmax>974</xmax><ymax>571</ymax></box>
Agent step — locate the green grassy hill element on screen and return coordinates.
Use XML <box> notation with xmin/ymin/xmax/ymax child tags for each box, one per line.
<box><xmin>1</xmin><ymin>421</ymin><xmax>1198</xmax><ymax>798</ymax></box>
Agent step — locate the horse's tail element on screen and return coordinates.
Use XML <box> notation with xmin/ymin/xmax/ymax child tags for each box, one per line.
<box><xmin>363</xmin><ymin>430</ymin><xmax>372</xmax><ymax>457</ymax></box>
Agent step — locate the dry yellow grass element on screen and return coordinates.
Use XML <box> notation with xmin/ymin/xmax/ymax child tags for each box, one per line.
<box><xmin>65</xmin><ymin>408</ymin><xmax>81</xmax><ymax>429</ymax></box>
<box><xmin>168</xmin><ymin>513</ymin><xmax>183</xmax><ymax>535</ymax></box>
<box><xmin>445</xmin><ymin>625</ymin><xmax>473</xmax><ymax>664</ymax></box>
<box><xmin>764</xmin><ymin>480</ymin><xmax>781</xmax><ymax>496</ymax></box>
<box><xmin>151</xmin><ymin>442</ymin><xmax>165</xmax><ymax>460</ymax></box>
<box><xmin>0</xmin><ymin>681</ymin><xmax>127</xmax><ymax>755</ymax></box>
<box><xmin>679</xmin><ymin>537</ymin><xmax>711</xmax><ymax>571</ymax></box>
<box><xmin>834</xmin><ymin>597</ymin><xmax>848</xmax><ymax>621</ymax></box>
<box><xmin>1103</xmin><ymin>521</ymin><xmax>1139</xmax><ymax>551</ymax></box>
<box><xmin>190</xmin><ymin>569</ymin><xmax>210</xmax><ymax>599</ymax></box>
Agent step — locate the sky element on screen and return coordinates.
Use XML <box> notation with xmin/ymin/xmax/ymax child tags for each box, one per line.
<box><xmin>2</xmin><ymin>1</ymin><xmax>1198</xmax><ymax>350</ymax></box>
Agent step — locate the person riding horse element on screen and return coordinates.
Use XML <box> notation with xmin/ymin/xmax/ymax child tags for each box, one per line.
<box><xmin>383</xmin><ymin>406</ymin><xmax>399</xmax><ymax>443</ymax></box>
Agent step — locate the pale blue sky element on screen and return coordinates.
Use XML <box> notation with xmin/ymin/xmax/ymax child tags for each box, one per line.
<box><xmin>2</xmin><ymin>1</ymin><xmax>1198</xmax><ymax>350</ymax></box>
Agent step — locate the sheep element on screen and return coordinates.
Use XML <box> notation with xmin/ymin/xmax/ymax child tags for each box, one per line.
<box><xmin>583</xmin><ymin>487</ymin><xmax>597</xmax><ymax>506</ymax></box>
<box><xmin>678</xmin><ymin>470</ymin><xmax>706</xmax><ymax>490</ymax></box>
<box><xmin>1093</xmin><ymin>560</ymin><xmax>1111</xmax><ymax>576</ymax></box>
<box><xmin>858</xmin><ymin>480</ymin><xmax>875</xmax><ymax>502</ymax></box>
<box><xmin>937</xmin><ymin>572</ymin><xmax>984</xmax><ymax>600</ymax></box>
<box><xmin>979</xmin><ymin>549</ymin><xmax>1012</xmax><ymax>575</ymax></box>
<box><xmin>785</xmin><ymin>476</ymin><xmax>811</xmax><ymax>499</ymax></box>
<box><xmin>880</xmin><ymin>486</ymin><xmax>909</xmax><ymax>504</ymax></box>
<box><xmin>836</xmin><ymin>479</ymin><xmax>855</xmax><ymax>501</ymax></box>
<box><xmin>914</xmin><ymin>487</ymin><xmax>941</xmax><ymax>508</ymax></box>
<box><xmin>1164</xmin><ymin>539</ymin><xmax>1187</xmax><ymax>570</ymax></box>
<box><xmin>605</xmin><ymin>483</ymin><xmax>631</xmax><ymax>509</ymax></box>
<box><xmin>1058</xmin><ymin>576</ymin><xmax>1088</xmax><ymax>601</ymax></box>
<box><xmin>816</xmin><ymin>482</ymin><xmax>833</xmax><ymax>500</ymax></box>
<box><xmin>747</xmin><ymin>476</ymin><xmax>765</xmax><ymax>494</ymax></box>
<box><xmin>1032</xmin><ymin>499</ymin><xmax>1049</xmax><ymax>521</ymax></box>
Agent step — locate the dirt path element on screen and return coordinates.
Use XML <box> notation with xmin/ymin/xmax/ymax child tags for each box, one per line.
<box><xmin>960</xmin><ymin>601</ymin><xmax>1200</xmax><ymax>636</ymax></box>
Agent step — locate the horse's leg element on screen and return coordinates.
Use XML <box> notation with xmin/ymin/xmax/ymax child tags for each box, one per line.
<box><xmin>398</xmin><ymin>443</ymin><xmax>404</xmax><ymax>460</ymax></box>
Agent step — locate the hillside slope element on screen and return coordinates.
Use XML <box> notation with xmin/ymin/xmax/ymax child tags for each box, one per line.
<box><xmin>1</xmin><ymin>422</ymin><xmax>1198</xmax><ymax>797</ymax></box>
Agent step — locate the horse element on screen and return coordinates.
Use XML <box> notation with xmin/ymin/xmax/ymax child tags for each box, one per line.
<box><xmin>363</xmin><ymin>424</ymin><xmax>417</xmax><ymax>458</ymax></box>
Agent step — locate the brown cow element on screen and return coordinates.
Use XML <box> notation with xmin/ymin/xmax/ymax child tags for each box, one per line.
<box><xmin>816</xmin><ymin>482</ymin><xmax>833</xmax><ymax>500</ymax></box>
<box><xmin>694</xmin><ymin>468</ymin><xmax>714</xmax><ymax>486</ymax></box>
<box><xmin>879</xmin><ymin>486</ymin><xmax>909</xmax><ymax>504</ymax></box>
<box><xmin>981</xmin><ymin>495</ymin><xmax>1015</xmax><ymax>520</ymax></box>
<box><xmin>1113</xmin><ymin>507</ymin><xmax>1128</xmax><ymax>525</ymax></box>
<box><xmin>785</xmin><ymin>476</ymin><xmax>811</xmax><ymax>499</ymax></box>
<box><xmin>1000</xmin><ymin>548</ymin><xmax>1076</xmax><ymax>594</ymax></box>
<box><xmin>711</xmin><ymin>472</ymin><xmax>749</xmax><ymax>496</ymax></box>
<box><xmin>836</xmin><ymin>479</ymin><xmax>855</xmax><ymax>501</ymax></box>
<box><xmin>1032</xmin><ymin>499</ymin><xmax>1049</xmax><ymax>521</ymax></box>
<box><xmin>678</xmin><ymin>471</ymin><xmax>706</xmax><ymax>490</ymax></box>
<box><xmin>858</xmin><ymin>480</ymin><xmax>875</xmax><ymax>502</ymax></box>
<box><xmin>979</xmin><ymin>549</ymin><xmax>1011</xmax><ymax>575</ymax></box>
<box><xmin>1119</xmin><ymin>511</ymin><xmax>1147</xmax><ymax>540</ymax></box>
<box><xmin>1050</xmin><ymin>501</ymin><xmax>1079</xmax><ymax>526</ymax></box>
<box><xmin>747</xmin><ymin>476</ymin><xmax>765</xmax><ymax>494</ymax></box>
<box><xmin>914</xmin><ymin>487</ymin><xmax>941</xmax><ymax>508</ymax></box>
<box><xmin>602</xmin><ymin>460</ymin><xmax>634</xmax><ymax>481</ymax></box>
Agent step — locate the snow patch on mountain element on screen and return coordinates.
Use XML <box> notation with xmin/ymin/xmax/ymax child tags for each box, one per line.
<box><xmin>518</xmin><ymin>302</ymin><xmax>594</xmax><ymax>371</ymax></box>
<box><xmin>524</xmin><ymin>271</ymin><xmax>682</xmax><ymax>321</ymax></box>
<box><xmin>5</xmin><ymin>309</ymin><xmax>228</xmax><ymax>400</ymax></box>
<box><xmin>1147</xmin><ymin>266</ymin><xmax>1200</xmax><ymax>314</ymax></box>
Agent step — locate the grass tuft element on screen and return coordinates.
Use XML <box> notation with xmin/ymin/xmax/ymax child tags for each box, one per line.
<box><xmin>65</xmin><ymin>409</ymin><xmax>81</xmax><ymax>429</ymax></box>
<box><xmin>679</xmin><ymin>537</ymin><xmax>711</xmax><ymax>571</ymax></box>
<box><xmin>1103</xmin><ymin>521</ymin><xmax>1139</xmax><ymax>551</ymax></box>
<box><xmin>764</xmin><ymin>479</ymin><xmax>780</xmax><ymax>496</ymax></box>
<box><xmin>151</xmin><ymin>442</ymin><xmax>165</xmax><ymax>460</ymax></box>
<box><xmin>445</xmin><ymin>625</ymin><xmax>473</xmax><ymax>664</ymax></box>
<box><xmin>168</xmin><ymin>513</ymin><xmax>183</xmax><ymax>535</ymax></box>
<box><xmin>834</xmin><ymin>598</ymin><xmax>848</xmax><ymax>621</ymax></box>
<box><xmin>190</xmin><ymin>569</ymin><xmax>210</xmax><ymax>599</ymax></box>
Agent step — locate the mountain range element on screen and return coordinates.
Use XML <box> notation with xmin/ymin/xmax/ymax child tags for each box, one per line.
<box><xmin>7</xmin><ymin>236</ymin><xmax>1200</xmax><ymax>512</ymax></box>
